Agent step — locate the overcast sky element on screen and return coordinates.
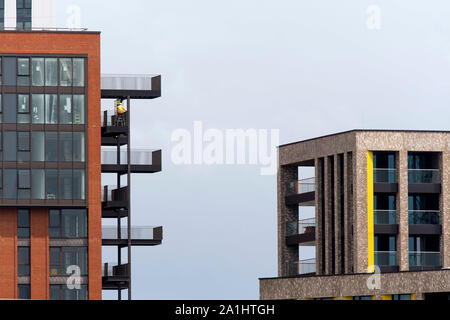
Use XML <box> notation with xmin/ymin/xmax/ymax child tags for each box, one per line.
<box><xmin>56</xmin><ymin>1</ymin><xmax>450</xmax><ymax>299</ymax></box>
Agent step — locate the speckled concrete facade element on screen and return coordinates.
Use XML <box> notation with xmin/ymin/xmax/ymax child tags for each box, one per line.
<box><xmin>267</xmin><ymin>130</ymin><xmax>450</xmax><ymax>299</ymax></box>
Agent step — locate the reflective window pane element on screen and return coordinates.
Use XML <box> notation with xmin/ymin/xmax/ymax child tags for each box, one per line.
<box><xmin>73</xmin><ymin>59</ymin><xmax>84</xmax><ymax>87</ymax></box>
<box><xmin>60</xmin><ymin>132</ymin><xmax>72</xmax><ymax>162</ymax></box>
<box><xmin>31</xmin><ymin>131</ymin><xmax>44</xmax><ymax>162</ymax></box>
<box><xmin>4</xmin><ymin>94</ymin><xmax>16</xmax><ymax>124</ymax></box>
<box><xmin>73</xmin><ymin>132</ymin><xmax>85</xmax><ymax>162</ymax></box>
<box><xmin>45</xmin><ymin>132</ymin><xmax>57</xmax><ymax>162</ymax></box>
<box><xmin>32</xmin><ymin>169</ymin><xmax>45</xmax><ymax>200</ymax></box>
<box><xmin>60</xmin><ymin>95</ymin><xmax>72</xmax><ymax>124</ymax></box>
<box><xmin>32</xmin><ymin>94</ymin><xmax>44</xmax><ymax>124</ymax></box>
<box><xmin>32</xmin><ymin>58</ymin><xmax>45</xmax><ymax>86</ymax></box>
<box><xmin>17</xmin><ymin>94</ymin><xmax>30</xmax><ymax>124</ymax></box>
<box><xmin>45</xmin><ymin>94</ymin><xmax>58</xmax><ymax>124</ymax></box>
<box><xmin>59</xmin><ymin>170</ymin><xmax>72</xmax><ymax>200</ymax></box>
<box><xmin>62</xmin><ymin>210</ymin><xmax>87</xmax><ymax>238</ymax></box>
<box><xmin>4</xmin><ymin>131</ymin><xmax>17</xmax><ymax>161</ymax></box>
<box><xmin>18</xmin><ymin>131</ymin><xmax>30</xmax><ymax>162</ymax></box>
<box><xmin>45</xmin><ymin>58</ymin><xmax>57</xmax><ymax>86</ymax></box>
<box><xmin>60</xmin><ymin>58</ymin><xmax>72</xmax><ymax>87</ymax></box>
<box><xmin>45</xmin><ymin>169</ymin><xmax>58</xmax><ymax>200</ymax></box>
<box><xmin>73</xmin><ymin>95</ymin><xmax>85</xmax><ymax>124</ymax></box>
<box><xmin>4</xmin><ymin>57</ymin><xmax>16</xmax><ymax>86</ymax></box>
<box><xmin>4</xmin><ymin>169</ymin><xmax>17</xmax><ymax>199</ymax></box>
<box><xmin>18</xmin><ymin>169</ymin><xmax>30</xmax><ymax>199</ymax></box>
<box><xmin>73</xmin><ymin>170</ymin><xmax>85</xmax><ymax>200</ymax></box>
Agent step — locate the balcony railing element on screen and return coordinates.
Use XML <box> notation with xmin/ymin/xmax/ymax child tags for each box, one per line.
<box><xmin>374</xmin><ymin>251</ymin><xmax>398</xmax><ymax>266</ymax></box>
<box><xmin>286</xmin><ymin>178</ymin><xmax>315</xmax><ymax>196</ymax></box>
<box><xmin>102</xmin><ymin>226</ymin><xmax>162</xmax><ymax>241</ymax></box>
<box><xmin>408</xmin><ymin>210</ymin><xmax>440</xmax><ymax>225</ymax></box>
<box><xmin>102</xmin><ymin>262</ymin><xmax>129</xmax><ymax>277</ymax></box>
<box><xmin>102</xmin><ymin>185</ymin><xmax>128</xmax><ymax>203</ymax></box>
<box><xmin>409</xmin><ymin>252</ymin><xmax>441</xmax><ymax>267</ymax></box>
<box><xmin>374</xmin><ymin>210</ymin><xmax>397</xmax><ymax>225</ymax></box>
<box><xmin>286</xmin><ymin>259</ymin><xmax>316</xmax><ymax>276</ymax></box>
<box><xmin>286</xmin><ymin>218</ymin><xmax>316</xmax><ymax>236</ymax></box>
<box><xmin>101</xmin><ymin>149</ymin><xmax>156</xmax><ymax>165</ymax></box>
<box><xmin>373</xmin><ymin>169</ymin><xmax>397</xmax><ymax>183</ymax></box>
<box><xmin>101</xmin><ymin>110</ymin><xmax>127</xmax><ymax>127</ymax></box>
<box><xmin>408</xmin><ymin>169</ymin><xmax>440</xmax><ymax>184</ymax></box>
<box><xmin>101</xmin><ymin>74</ymin><xmax>160</xmax><ymax>91</ymax></box>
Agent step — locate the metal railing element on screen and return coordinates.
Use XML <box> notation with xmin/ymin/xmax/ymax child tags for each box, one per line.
<box><xmin>102</xmin><ymin>262</ymin><xmax>129</xmax><ymax>277</ymax></box>
<box><xmin>373</xmin><ymin>169</ymin><xmax>397</xmax><ymax>183</ymax></box>
<box><xmin>408</xmin><ymin>169</ymin><xmax>441</xmax><ymax>184</ymax></box>
<box><xmin>286</xmin><ymin>259</ymin><xmax>316</xmax><ymax>276</ymax></box>
<box><xmin>374</xmin><ymin>251</ymin><xmax>398</xmax><ymax>266</ymax></box>
<box><xmin>409</xmin><ymin>252</ymin><xmax>441</xmax><ymax>267</ymax></box>
<box><xmin>102</xmin><ymin>226</ymin><xmax>160</xmax><ymax>240</ymax></box>
<box><xmin>374</xmin><ymin>210</ymin><xmax>397</xmax><ymax>225</ymax></box>
<box><xmin>101</xmin><ymin>149</ymin><xmax>156</xmax><ymax>165</ymax></box>
<box><xmin>286</xmin><ymin>178</ymin><xmax>315</xmax><ymax>196</ymax></box>
<box><xmin>286</xmin><ymin>218</ymin><xmax>316</xmax><ymax>236</ymax></box>
<box><xmin>408</xmin><ymin>210</ymin><xmax>440</xmax><ymax>225</ymax></box>
<box><xmin>101</xmin><ymin>74</ymin><xmax>160</xmax><ymax>91</ymax></box>
<box><xmin>101</xmin><ymin>185</ymin><xmax>128</xmax><ymax>202</ymax></box>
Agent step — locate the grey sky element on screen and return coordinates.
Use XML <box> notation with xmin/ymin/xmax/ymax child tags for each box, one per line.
<box><xmin>56</xmin><ymin>1</ymin><xmax>449</xmax><ymax>299</ymax></box>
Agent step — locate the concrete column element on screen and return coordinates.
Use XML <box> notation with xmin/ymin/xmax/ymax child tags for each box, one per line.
<box><xmin>354</xmin><ymin>149</ymin><xmax>368</xmax><ymax>274</ymax></box>
<box><xmin>278</xmin><ymin>165</ymin><xmax>298</xmax><ymax>277</ymax></box>
<box><xmin>440</xmin><ymin>151</ymin><xmax>449</xmax><ymax>268</ymax></box>
<box><xmin>398</xmin><ymin>150</ymin><xmax>409</xmax><ymax>271</ymax></box>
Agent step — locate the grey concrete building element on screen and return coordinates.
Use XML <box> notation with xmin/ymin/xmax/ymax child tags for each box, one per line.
<box><xmin>260</xmin><ymin>130</ymin><xmax>450</xmax><ymax>300</ymax></box>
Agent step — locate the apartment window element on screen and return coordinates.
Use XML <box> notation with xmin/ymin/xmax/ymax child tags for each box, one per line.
<box><xmin>4</xmin><ymin>169</ymin><xmax>17</xmax><ymax>199</ymax></box>
<box><xmin>392</xmin><ymin>294</ymin><xmax>412</xmax><ymax>300</ymax></box>
<box><xmin>17</xmin><ymin>94</ymin><xmax>30</xmax><ymax>123</ymax></box>
<box><xmin>45</xmin><ymin>132</ymin><xmax>57</xmax><ymax>162</ymax></box>
<box><xmin>4</xmin><ymin>131</ymin><xmax>16</xmax><ymax>161</ymax></box>
<box><xmin>73</xmin><ymin>169</ymin><xmax>85</xmax><ymax>200</ymax></box>
<box><xmin>59</xmin><ymin>170</ymin><xmax>72</xmax><ymax>200</ymax></box>
<box><xmin>0</xmin><ymin>93</ymin><xmax>2</xmax><ymax>123</ymax></box>
<box><xmin>32</xmin><ymin>58</ymin><xmax>45</xmax><ymax>86</ymax></box>
<box><xmin>408</xmin><ymin>194</ymin><xmax>440</xmax><ymax>225</ymax></box>
<box><xmin>18</xmin><ymin>131</ymin><xmax>30</xmax><ymax>162</ymax></box>
<box><xmin>0</xmin><ymin>1</ymin><xmax>4</xmax><ymax>30</ymax></box>
<box><xmin>374</xmin><ymin>194</ymin><xmax>396</xmax><ymax>225</ymax></box>
<box><xmin>374</xmin><ymin>235</ymin><xmax>397</xmax><ymax>266</ymax></box>
<box><xmin>17</xmin><ymin>0</ymin><xmax>32</xmax><ymax>30</ymax></box>
<box><xmin>60</xmin><ymin>132</ymin><xmax>73</xmax><ymax>162</ymax></box>
<box><xmin>60</xmin><ymin>95</ymin><xmax>72</xmax><ymax>124</ymax></box>
<box><xmin>18</xmin><ymin>285</ymin><xmax>30</xmax><ymax>300</ymax></box>
<box><xmin>50</xmin><ymin>285</ymin><xmax>88</xmax><ymax>301</ymax></box>
<box><xmin>353</xmin><ymin>296</ymin><xmax>373</xmax><ymax>300</ymax></box>
<box><xmin>17</xmin><ymin>209</ymin><xmax>30</xmax><ymax>239</ymax></box>
<box><xmin>409</xmin><ymin>236</ymin><xmax>441</xmax><ymax>267</ymax></box>
<box><xmin>50</xmin><ymin>247</ymin><xmax>88</xmax><ymax>276</ymax></box>
<box><xmin>31</xmin><ymin>169</ymin><xmax>45</xmax><ymax>200</ymax></box>
<box><xmin>50</xmin><ymin>209</ymin><xmax>87</xmax><ymax>239</ymax></box>
<box><xmin>45</xmin><ymin>94</ymin><xmax>58</xmax><ymax>124</ymax></box>
<box><xmin>73</xmin><ymin>95</ymin><xmax>85</xmax><ymax>124</ymax></box>
<box><xmin>60</xmin><ymin>58</ymin><xmax>72</xmax><ymax>87</ymax></box>
<box><xmin>73</xmin><ymin>132</ymin><xmax>85</xmax><ymax>162</ymax></box>
<box><xmin>18</xmin><ymin>169</ymin><xmax>31</xmax><ymax>199</ymax></box>
<box><xmin>18</xmin><ymin>247</ymin><xmax>30</xmax><ymax>276</ymax></box>
<box><xmin>45</xmin><ymin>58</ymin><xmax>58</xmax><ymax>86</ymax></box>
<box><xmin>32</xmin><ymin>94</ymin><xmax>45</xmax><ymax>124</ymax></box>
<box><xmin>4</xmin><ymin>93</ymin><xmax>16</xmax><ymax>124</ymax></box>
<box><xmin>31</xmin><ymin>131</ymin><xmax>45</xmax><ymax>162</ymax></box>
<box><xmin>46</xmin><ymin>169</ymin><xmax>58</xmax><ymax>200</ymax></box>
<box><xmin>17</xmin><ymin>58</ymin><xmax>30</xmax><ymax>86</ymax></box>
<box><xmin>73</xmin><ymin>59</ymin><xmax>85</xmax><ymax>87</ymax></box>
<box><xmin>4</xmin><ymin>57</ymin><xmax>16</xmax><ymax>86</ymax></box>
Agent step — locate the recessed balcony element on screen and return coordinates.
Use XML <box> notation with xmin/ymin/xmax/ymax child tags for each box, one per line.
<box><xmin>285</xmin><ymin>178</ymin><xmax>315</xmax><ymax>206</ymax></box>
<box><xmin>408</xmin><ymin>169</ymin><xmax>441</xmax><ymax>184</ymax></box>
<box><xmin>409</xmin><ymin>252</ymin><xmax>441</xmax><ymax>268</ymax></box>
<box><xmin>373</xmin><ymin>168</ymin><xmax>397</xmax><ymax>184</ymax></box>
<box><xmin>374</xmin><ymin>210</ymin><xmax>397</xmax><ymax>225</ymax></box>
<box><xmin>286</xmin><ymin>259</ymin><xmax>316</xmax><ymax>276</ymax></box>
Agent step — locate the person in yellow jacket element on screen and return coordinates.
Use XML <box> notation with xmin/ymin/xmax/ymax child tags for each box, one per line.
<box><xmin>117</xmin><ymin>99</ymin><xmax>127</xmax><ymax>114</ymax></box>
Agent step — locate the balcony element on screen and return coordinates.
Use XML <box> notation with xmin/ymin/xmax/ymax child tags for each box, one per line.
<box><xmin>102</xmin><ymin>185</ymin><xmax>128</xmax><ymax>210</ymax></box>
<box><xmin>373</xmin><ymin>169</ymin><xmax>397</xmax><ymax>183</ymax></box>
<box><xmin>374</xmin><ymin>251</ymin><xmax>397</xmax><ymax>266</ymax></box>
<box><xmin>102</xmin><ymin>226</ymin><xmax>163</xmax><ymax>247</ymax></box>
<box><xmin>101</xmin><ymin>149</ymin><xmax>162</xmax><ymax>174</ymax></box>
<box><xmin>374</xmin><ymin>210</ymin><xmax>397</xmax><ymax>225</ymax></box>
<box><xmin>285</xmin><ymin>178</ymin><xmax>315</xmax><ymax>206</ymax></box>
<box><xmin>102</xmin><ymin>262</ymin><xmax>129</xmax><ymax>291</ymax></box>
<box><xmin>101</xmin><ymin>74</ymin><xmax>161</xmax><ymax>99</ymax></box>
<box><xmin>409</xmin><ymin>252</ymin><xmax>441</xmax><ymax>268</ymax></box>
<box><xmin>101</xmin><ymin>110</ymin><xmax>129</xmax><ymax>137</ymax></box>
<box><xmin>409</xmin><ymin>210</ymin><xmax>440</xmax><ymax>225</ymax></box>
<box><xmin>408</xmin><ymin>169</ymin><xmax>440</xmax><ymax>184</ymax></box>
<box><xmin>286</xmin><ymin>219</ymin><xmax>316</xmax><ymax>236</ymax></box>
<box><xmin>286</xmin><ymin>259</ymin><xmax>316</xmax><ymax>276</ymax></box>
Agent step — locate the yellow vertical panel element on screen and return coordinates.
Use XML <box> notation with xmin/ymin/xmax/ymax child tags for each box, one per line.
<box><xmin>343</xmin><ymin>297</ymin><xmax>353</xmax><ymax>300</ymax></box>
<box><xmin>367</xmin><ymin>151</ymin><xmax>375</xmax><ymax>273</ymax></box>
<box><xmin>411</xmin><ymin>294</ymin><xmax>415</xmax><ymax>300</ymax></box>
<box><xmin>382</xmin><ymin>295</ymin><xmax>392</xmax><ymax>300</ymax></box>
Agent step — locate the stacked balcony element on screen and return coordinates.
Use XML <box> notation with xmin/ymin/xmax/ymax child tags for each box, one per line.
<box><xmin>100</xmin><ymin>74</ymin><xmax>163</xmax><ymax>299</ymax></box>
